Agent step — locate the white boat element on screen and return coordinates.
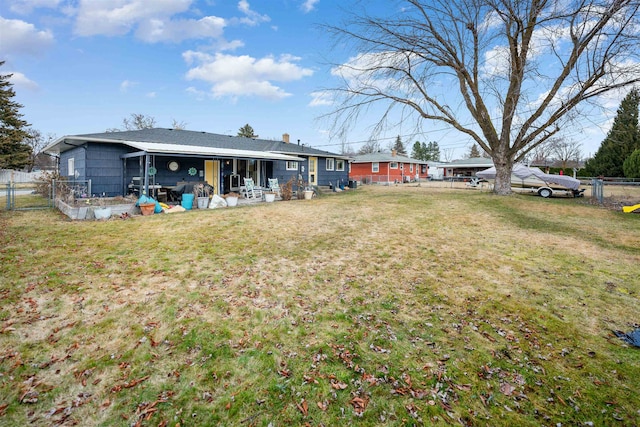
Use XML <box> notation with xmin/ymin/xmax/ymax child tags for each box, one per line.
<box><xmin>476</xmin><ymin>163</ymin><xmax>584</xmax><ymax>198</ymax></box>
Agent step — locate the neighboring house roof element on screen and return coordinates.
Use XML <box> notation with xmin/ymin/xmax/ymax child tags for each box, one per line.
<box><xmin>44</xmin><ymin>128</ymin><xmax>349</xmax><ymax>161</ymax></box>
<box><xmin>442</xmin><ymin>157</ymin><xmax>494</xmax><ymax>168</ymax></box>
<box><xmin>351</xmin><ymin>152</ymin><xmax>427</xmax><ymax>164</ymax></box>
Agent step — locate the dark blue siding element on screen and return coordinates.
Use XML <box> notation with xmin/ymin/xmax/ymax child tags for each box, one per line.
<box><xmin>85</xmin><ymin>144</ymin><xmax>127</xmax><ymax>196</ymax></box>
<box><xmin>60</xmin><ymin>146</ymin><xmax>86</xmax><ymax>179</ymax></box>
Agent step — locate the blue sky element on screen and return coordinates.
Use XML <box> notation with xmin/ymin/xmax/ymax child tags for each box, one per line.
<box><xmin>0</xmin><ymin>0</ymin><xmax>630</xmax><ymax>159</ymax></box>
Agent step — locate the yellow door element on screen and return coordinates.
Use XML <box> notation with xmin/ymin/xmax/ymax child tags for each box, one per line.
<box><xmin>204</xmin><ymin>160</ymin><xmax>220</xmax><ymax>195</ymax></box>
<box><xmin>308</xmin><ymin>157</ymin><xmax>317</xmax><ymax>185</ymax></box>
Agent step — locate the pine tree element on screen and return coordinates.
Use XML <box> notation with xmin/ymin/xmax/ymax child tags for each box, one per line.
<box><xmin>411</xmin><ymin>141</ymin><xmax>425</xmax><ymax>160</ymax></box>
<box><xmin>237</xmin><ymin>124</ymin><xmax>258</xmax><ymax>138</ymax></box>
<box><xmin>468</xmin><ymin>144</ymin><xmax>481</xmax><ymax>158</ymax></box>
<box><xmin>585</xmin><ymin>88</ymin><xmax>640</xmax><ymax>177</ymax></box>
<box><xmin>623</xmin><ymin>149</ymin><xmax>640</xmax><ymax>178</ymax></box>
<box><xmin>0</xmin><ymin>62</ymin><xmax>31</xmax><ymax>169</ymax></box>
<box><xmin>425</xmin><ymin>141</ymin><xmax>440</xmax><ymax>161</ymax></box>
<box><xmin>392</xmin><ymin>135</ymin><xmax>406</xmax><ymax>155</ymax></box>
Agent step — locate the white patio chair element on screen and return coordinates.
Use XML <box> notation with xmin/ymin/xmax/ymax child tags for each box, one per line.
<box><xmin>267</xmin><ymin>178</ymin><xmax>281</xmax><ymax>197</ymax></box>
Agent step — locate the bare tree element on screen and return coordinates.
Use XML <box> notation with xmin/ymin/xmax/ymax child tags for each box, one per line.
<box><xmin>107</xmin><ymin>113</ymin><xmax>157</xmax><ymax>132</ymax></box>
<box><xmin>123</xmin><ymin>113</ymin><xmax>156</xmax><ymax>130</ymax></box>
<box><xmin>171</xmin><ymin>119</ymin><xmax>187</xmax><ymax>130</ymax></box>
<box><xmin>325</xmin><ymin>0</ymin><xmax>640</xmax><ymax>194</ymax></box>
<box><xmin>549</xmin><ymin>138</ymin><xmax>582</xmax><ymax>169</ymax></box>
<box><xmin>525</xmin><ymin>139</ymin><xmax>554</xmax><ymax>166</ymax></box>
<box><xmin>441</xmin><ymin>148</ymin><xmax>456</xmax><ymax>162</ymax></box>
<box><xmin>358</xmin><ymin>139</ymin><xmax>381</xmax><ymax>154</ymax></box>
<box><xmin>23</xmin><ymin>128</ymin><xmax>56</xmax><ymax>171</ymax></box>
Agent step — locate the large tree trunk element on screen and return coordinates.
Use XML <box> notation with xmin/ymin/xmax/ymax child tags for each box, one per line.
<box><xmin>492</xmin><ymin>153</ymin><xmax>513</xmax><ymax>195</ymax></box>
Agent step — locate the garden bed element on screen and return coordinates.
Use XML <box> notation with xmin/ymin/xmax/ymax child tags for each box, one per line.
<box><xmin>55</xmin><ymin>197</ymin><xmax>137</xmax><ymax>220</ymax></box>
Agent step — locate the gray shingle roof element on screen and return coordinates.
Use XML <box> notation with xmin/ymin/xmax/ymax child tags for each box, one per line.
<box><xmin>69</xmin><ymin>128</ymin><xmax>346</xmax><ymax>158</ymax></box>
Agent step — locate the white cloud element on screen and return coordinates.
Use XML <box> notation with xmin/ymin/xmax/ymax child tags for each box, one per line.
<box><xmin>234</xmin><ymin>0</ymin><xmax>270</xmax><ymax>26</ymax></box>
<box><xmin>146</xmin><ymin>92</ymin><xmax>157</xmax><ymax>98</ymax></box>
<box><xmin>74</xmin><ymin>0</ymin><xmax>191</xmax><ymax>37</ymax></box>
<box><xmin>309</xmin><ymin>91</ymin><xmax>332</xmax><ymax>107</ymax></box>
<box><xmin>119</xmin><ymin>80</ymin><xmax>137</xmax><ymax>92</ymax></box>
<box><xmin>186</xmin><ymin>86</ymin><xmax>207</xmax><ymax>100</ymax></box>
<box><xmin>0</xmin><ymin>17</ymin><xmax>54</xmax><ymax>56</ymax></box>
<box><xmin>9</xmin><ymin>0</ymin><xmax>60</xmax><ymax>14</ymax></box>
<box><xmin>73</xmin><ymin>0</ymin><xmax>227</xmax><ymax>44</ymax></box>
<box><xmin>301</xmin><ymin>0</ymin><xmax>320</xmax><ymax>13</ymax></box>
<box><xmin>7</xmin><ymin>71</ymin><xmax>39</xmax><ymax>91</ymax></box>
<box><xmin>183</xmin><ymin>51</ymin><xmax>313</xmax><ymax>100</ymax></box>
<box><xmin>136</xmin><ymin>15</ymin><xmax>226</xmax><ymax>43</ymax></box>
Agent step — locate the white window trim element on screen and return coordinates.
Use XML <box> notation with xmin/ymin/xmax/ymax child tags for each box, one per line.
<box><xmin>286</xmin><ymin>161</ymin><xmax>298</xmax><ymax>170</ymax></box>
<box><xmin>372</xmin><ymin>162</ymin><xmax>379</xmax><ymax>173</ymax></box>
<box><xmin>410</xmin><ymin>164</ymin><xmax>414</xmax><ymax>172</ymax></box>
<box><xmin>68</xmin><ymin>158</ymin><xmax>75</xmax><ymax>176</ymax></box>
<box><xmin>390</xmin><ymin>162</ymin><xmax>398</xmax><ymax>169</ymax></box>
<box><xmin>326</xmin><ymin>158</ymin><xmax>335</xmax><ymax>171</ymax></box>
<box><xmin>336</xmin><ymin>159</ymin><xmax>345</xmax><ymax>171</ymax></box>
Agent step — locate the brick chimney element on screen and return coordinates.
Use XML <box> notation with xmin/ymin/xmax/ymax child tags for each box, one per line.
<box><xmin>283</xmin><ymin>133</ymin><xmax>290</xmax><ymax>143</ymax></box>
<box><xmin>391</xmin><ymin>149</ymin><xmax>397</xmax><ymax>157</ymax></box>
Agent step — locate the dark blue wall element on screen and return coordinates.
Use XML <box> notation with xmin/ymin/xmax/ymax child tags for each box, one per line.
<box><xmin>61</xmin><ymin>142</ymin><xmax>349</xmax><ymax>197</ymax></box>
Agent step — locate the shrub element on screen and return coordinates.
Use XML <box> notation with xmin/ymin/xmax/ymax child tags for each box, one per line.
<box><xmin>280</xmin><ymin>177</ymin><xmax>295</xmax><ymax>201</ymax></box>
<box><xmin>623</xmin><ymin>149</ymin><xmax>640</xmax><ymax>178</ymax></box>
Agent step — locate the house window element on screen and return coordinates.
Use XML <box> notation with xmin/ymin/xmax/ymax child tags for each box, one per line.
<box><xmin>286</xmin><ymin>161</ymin><xmax>298</xmax><ymax>170</ymax></box>
<box><xmin>326</xmin><ymin>158</ymin><xmax>335</xmax><ymax>171</ymax></box>
<box><xmin>390</xmin><ymin>162</ymin><xmax>398</xmax><ymax>169</ymax></box>
<box><xmin>336</xmin><ymin>159</ymin><xmax>345</xmax><ymax>171</ymax></box>
<box><xmin>410</xmin><ymin>164</ymin><xmax>414</xmax><ymax>172</ymax></box>
<box><xmin>372</xmin><ymin>162</ymin><xmax>379</xmax><ymax>173</ymax></box>
<box><xmin>67</xmin><ymin>158</ymin><xmax>75</xmax><ymax>176</ymax></box>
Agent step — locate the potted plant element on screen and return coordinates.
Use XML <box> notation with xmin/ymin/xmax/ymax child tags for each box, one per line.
<box><xmin>303</xmin><ymin>188</ymin><xmax>314</xmax><ymax>200</ymax></box>
<box><xmin>93</xmin><ymin>197</ymin><xmax>112</xmax><ymax>220</ymax></box>
<box><xmin>224</xmin><ymin>192</ymin><xmax>240</xmax><ymax>207</ymax></box>
<box><xmin>264</xmin><ymin>191</ymin><xmax>276</xmax><ymax>203</ymax></box>
<box><xmin>194</xmin><ymin>183</ymin><xmax>211</xmax><ymax>209</ymax></box>
<box><xmin>137</xmin><ymin>193</ymin><xmax>157</xmax><ymax>215</ymax></box>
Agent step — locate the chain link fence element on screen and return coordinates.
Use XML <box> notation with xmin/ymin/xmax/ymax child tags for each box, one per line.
<box><xmin>2</xmin><ymin>176</ymin><xmax>92</xmax><ymax>211</ymax></box>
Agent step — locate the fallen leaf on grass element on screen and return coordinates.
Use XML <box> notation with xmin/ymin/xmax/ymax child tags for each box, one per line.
<box><xmin>500</xmin><ymin>382</ymin><xmax>515</xmax><ymax>396</ymax></box>
<box><xmin>317</xmin><ymin>401</ymin><xmax>328</xmax><ymax>411</ymax></box>
<box><xmin>405</xmin><ymin>403</ymin><xmax>420</xmax><ymax>418</ymax></box>
<box><xmin>277</xmin><ymin>369</ymin><xmax>291</xmax><ymax>378</ymax></box>
<box><xmin>331</xmin><ymin>380</ymin><xmax>348</xmax><ymax>390</ymax></box>
<box><xmin>350</xmin><ymin>396</ymin><xmax>368</xmax><ymax>416</ymax></box>
<box><xmin>296</xmin><ymin>399</ymin><xmax>308</xmax><ymax>416</ymax></box>
<box><xmin>110</xmin><ymin>376</ymin><xmax>150</xmax><ymax>393</ymax></box>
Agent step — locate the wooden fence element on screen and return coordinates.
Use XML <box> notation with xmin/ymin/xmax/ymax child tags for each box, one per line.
<box><xmin>0</xmin><ymin>169</ymin><xmax>44</xmax><ymax>183</ymax></box>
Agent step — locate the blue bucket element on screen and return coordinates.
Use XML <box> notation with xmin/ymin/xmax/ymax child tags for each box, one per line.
<box><xmin>181</xmin><ymin>193</ymin><xmax>194</xmax><ymax>210</ymax></box>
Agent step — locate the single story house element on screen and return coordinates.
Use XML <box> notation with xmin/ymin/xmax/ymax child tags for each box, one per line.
<box><xmin>43</xmin><ymin>128</ymin><xmax>350</xmax><ymax>198</ymax></box>
<box><xmin>350</xmin><ymin>151</ymin><xmax>428</xmax><ymax>184</ymax></box>
<box><xmin>442</xmin><ymin>157</ymin><xmax>494</xmax><ymax>178</ymax></box>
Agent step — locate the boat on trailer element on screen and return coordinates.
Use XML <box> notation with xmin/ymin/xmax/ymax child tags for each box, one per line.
<box><xmin>476</xmin><ymin>163</ymin><xmax>585</xmax><ymax>198</ymax></box>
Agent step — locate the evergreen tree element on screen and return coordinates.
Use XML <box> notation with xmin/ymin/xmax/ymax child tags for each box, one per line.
<box><xmin>0</xmin><ymin>62</ymin><xmax>31</xmax><ymax>169</ymax></box>
<box><xmin>623</xmin><ymin>149</ymin><xmax>640</xmax><ymax>178</ymax></box>
<box><xmin>411</xmin><ymin>141</ymin><xmax>425</xmax><ymax>160</ymax></box>
<box><xmin>426</xmin><ymin>141</ymin><xmax>440</xmax><ymax>161</ymax></box>
<box><xmin>585</xmin><ymin>88</ymin><xmax>640</xmax><ymax>177</ymax></box>
<box><xmin>391</xmin><ymin>135</ymin><xmax>406</xmax><ymax>155</ymax></box>
<box><xmin>468</xmin><ymin>144</ymin><xmax>481</xmax><ymax>158</ymax></box>
<box><xmin>237</xmin><ymin>124</ymin><xmax>258</xmax><ymax>138</ymax></box>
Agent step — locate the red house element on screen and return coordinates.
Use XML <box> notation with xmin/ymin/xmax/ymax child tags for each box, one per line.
<box><xmin>350</xmin><ymin>151</ymin><xmax>428</xmax><ymax>184</ymax></box>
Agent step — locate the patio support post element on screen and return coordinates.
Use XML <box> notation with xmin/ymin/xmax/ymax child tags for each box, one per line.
<box><xmin>144</xmin><ymin>153</ymin><xmax>150</xmax><ymax>196</ymax></box>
